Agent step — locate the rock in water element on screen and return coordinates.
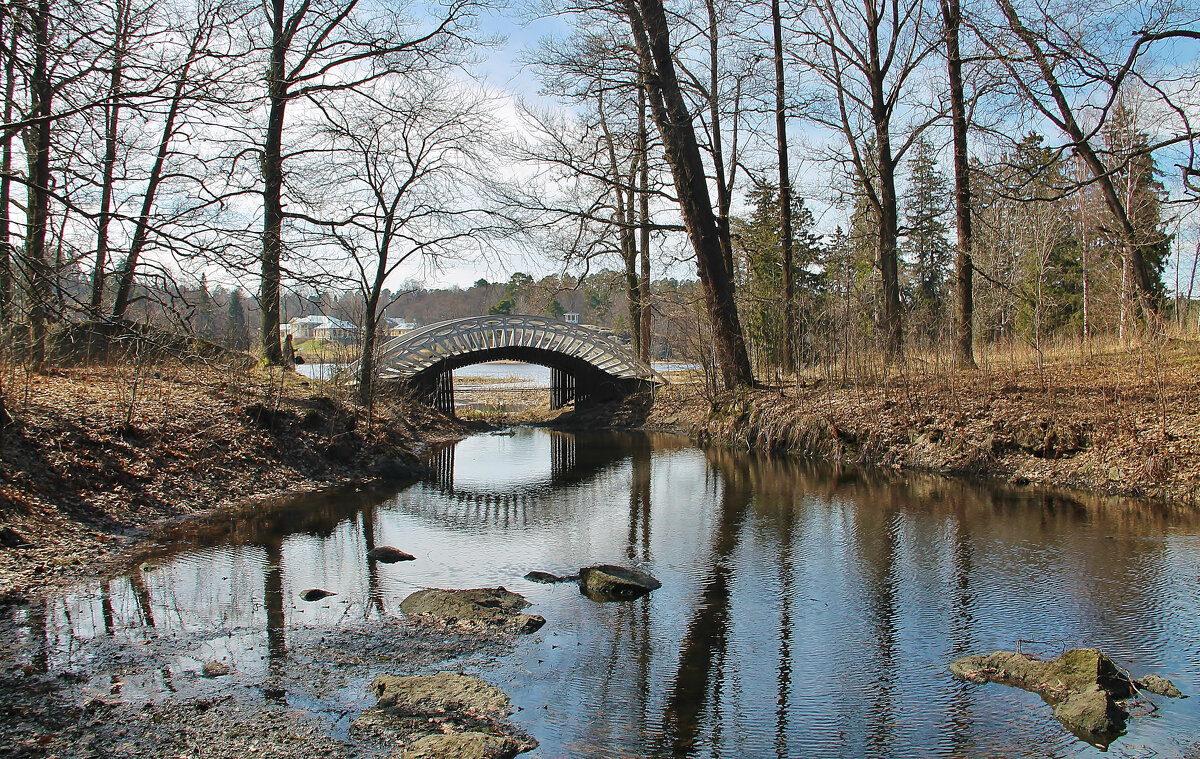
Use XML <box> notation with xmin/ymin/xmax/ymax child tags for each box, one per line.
<box><xmin>1054</xmin><ymin>686</ymin><xmax>1127</xmax><ymax>738</ymax></box>
<box><xmin>400</xmin><ymin>587</ymin><xmax>545</xmax><ymax>633</ymax></box>
<box><xmin>299</xmin><ymin>588</ymin><xmax>336</xmax><ymax>602</ymax></box>
<box><xmin>1136</xmin><ymin>674</ymin><xmax>1185</xmax><ymax>699</ymax></box>
<box><xmin>578</xmin><ymin>565</ymin><xmax>661</xmax><ymax>601</ymax></box>
<box><xmin>367</xmin><ymin>546</ymin><xmax>416</xmax><ymax>563</ymax></box>
<box><xmin>524</xmin><ymin>571</ymin><xmax>563</xmax><ymax>584</ymax></box>
<box><xmin>403</xmin><ymin>732</ymin><xmax>528</xmax><ymax>759</ymax></box>
<box><xmin>948</xmin><ymin>648</ymin><xmax>1182</xmax><ymax>744</ymax></box>
<box><xmin>354</xmin><ymin>673</ymin><xmax>536</xmax><ymax>758</ymax></box>
<box><xmin>202</xmin><ymin>661</ymin><xmax>231</xmax><ymax>678</ymax></box>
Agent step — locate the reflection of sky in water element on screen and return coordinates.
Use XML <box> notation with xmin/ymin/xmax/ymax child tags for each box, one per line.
<box><xmin>445</xmin><ymin>428</ymin><xmax>555</xmax><ymax>491</ymax></box>
<box><xmin>15</xmin><ymin>430</ymin><xmax>1200</xmax><ymax>758</ymax></box>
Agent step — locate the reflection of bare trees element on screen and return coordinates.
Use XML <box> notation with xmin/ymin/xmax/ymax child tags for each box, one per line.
<box><xmin>660</xmin><ymin>454</ymin><xmax>752</xmax><ymax>756</ymax></box>
<box><xmin>626</xmin><ymin>435</ymin><xmax>652</xmax><ymax>563</ymax></box>
<box><xmin>264</xmin><ymin>540</ymin><xmax>286</xmax><ymax>677</ymax></box>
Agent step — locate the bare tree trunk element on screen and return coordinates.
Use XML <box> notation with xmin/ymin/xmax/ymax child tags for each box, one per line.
<box><xmin>638</xmin><ymin>78</ymin><xmax>652</xmax><ymax>364</ymax></box>
<box><xmin>0</xmin><ymin>17</ymin><xmax>15</xmax><ymax>326</ymax></box>
<box><xmin>25</xmin><ymin>0</ymin><xmax>54</xmax><ymax>367</ymax></box>
<box><xmin>876</xmin><ymin>141</ymin><xmax>903</xmax><ymax>360</ymax></box>
<box><xmin>772</xmin><ymin>0</ymin><xmax>795</xmax><ymax>370</ymax></box>
<box><xmin>90</xmin><ymin>0</ymin><xmax>129</xmax><ymax>318</ymax></box>
<box><xmin>112</xmin><ymin>24</ymin><xmax>204</xmax><ymax>319</ymax></box>
<box><xmin>704</xmin><ymin>0</ymin><xmax>736</xmax><ymax>286</ymax></box>
<box><xmin>260</xmin><ymin>0</ymin><xmax>287</xmax><ymax>364</ymax></box>
<box><xmin>622</xmin><ymin>0</ymin><xmax>753</xmax><ymax>389</ymax></box>
<box><xmin>942</xmin><ymin>0</ymin><xmax>975</xmax><ymax>367</ymax></box>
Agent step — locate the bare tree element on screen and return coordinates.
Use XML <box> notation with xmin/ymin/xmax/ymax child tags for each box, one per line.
<box><xmin>980</xmin><ymin>0</ymin><xmax>1200</xmax><ymax>328</ymax></box>
<box><xmin>254</xmin><ymin>0</ymin><xmax>479</xmax><ymax>363</ymax></box>
<box><xmin>304</xmin><ymin>77</ymin><xmax>492</xmax><ymax>405</ymax></box>
<box><xmin>620</xmin><ymin>0</ymin><xmax>754</xmax><ymax>388</ymax></box>
<box><xmin>791</xmin><ymin>0</ymin><xmax>943</xmax><ymax>361</ymax></box>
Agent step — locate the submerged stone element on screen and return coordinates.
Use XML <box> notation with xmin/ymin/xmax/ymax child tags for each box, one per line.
<box><xmin>201</xmin><ymin>661</ymin><xmax>230</xmax><ymax>678</ymax></box>
<box><xmin>523</xmin><ymin>571</ymin><xmax>577</xmax><ymax>584</ymax></box>
<box><xmin>400</xmin><ymin>587</ymin><xmax>545</xmax><ymax>633</ymax></box>
<box><xmin>578</xmin><ymin>565</ymin><xmax>661</xmax><ymax>601</ymax></box>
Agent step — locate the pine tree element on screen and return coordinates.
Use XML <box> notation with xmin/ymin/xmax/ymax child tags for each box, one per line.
<box><xmin>901</xmin><ymin>137</ymin><xmax>953</xmax><ymax>343</ymax></box>
<box><xmin>226</xmin><ymin>288</ymin><xmax>250</xmax><ymax>350</ymax></box>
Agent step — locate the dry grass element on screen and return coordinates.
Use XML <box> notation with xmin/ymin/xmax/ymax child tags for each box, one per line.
<box><xmin>650</xmin><ymin>337</ymin><xmax>1200</xmax><ymax>507</ymax></box>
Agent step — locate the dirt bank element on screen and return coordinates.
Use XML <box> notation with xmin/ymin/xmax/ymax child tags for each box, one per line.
<box><xmin>647</xmin><ymin>340</ymin><xmax>1200</xmax><ymax>506</ymax></box>
<box><xmin>0</xmin><ymin>355</ymin><xmax>464</xmax><ymax>595</ymax></box>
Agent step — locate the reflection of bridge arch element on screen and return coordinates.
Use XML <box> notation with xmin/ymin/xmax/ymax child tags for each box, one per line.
<box><xmin>413</xmin><ymin>431</ymin><xmax>655</xmax><ymax>529</ymax></box>
<box><xmin>368</xmin><ymin>315</ymin><xmax>659</xmax><ymax>413</ymax></box>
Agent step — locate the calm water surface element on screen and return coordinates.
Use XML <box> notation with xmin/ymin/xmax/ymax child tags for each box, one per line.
<box><xmin>17</xmin><ymin>429</ymin><xmax>1200</xmax><ymax>757</ymax></box>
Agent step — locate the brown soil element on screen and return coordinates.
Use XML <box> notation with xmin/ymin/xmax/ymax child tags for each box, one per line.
<box><xmin>647</xmin><ymin>340</ymin><xmax>1200</xmax><ymax>506</ymax></box>
<box><xmin>0</xmin><ymin>356</ymin><xmax>465</xmax><ymax>595</ymax></box>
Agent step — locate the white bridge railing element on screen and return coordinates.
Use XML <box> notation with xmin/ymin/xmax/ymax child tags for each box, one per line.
<box><xmin>371</xmin><ymin>314</ymin><xmax>659</xmax><ymax>381</ymax></box>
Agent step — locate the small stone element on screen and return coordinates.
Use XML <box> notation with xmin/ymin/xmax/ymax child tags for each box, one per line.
<box><xmin>578</xmin><ymin>565</ymin><xmax>661</xmax><ymax>601</ymax></box>
<box><xmin>367</xmin><ymin>546</ymin><xmax>415</xmax><ymax>563</ymax></box>
<box><xmin>1136</xmin><ymin>674</ymin><xmax>1184</xmax><ymax>698</ymax></box>
<box><xmin>299</xmin><ymin>588</ymin><xmax>336</xmax><ymax>602</ymax></box>
<box><xmin>202</xmin><ymin>662</ymin><xmax>230</xmax><ymax>678</ymax></box>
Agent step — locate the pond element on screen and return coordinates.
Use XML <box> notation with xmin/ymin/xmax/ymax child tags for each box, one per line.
<box><xmin>8</xmin><ymin>429</ymin><xmax>1200</xmax><ymax>757</ymax></box>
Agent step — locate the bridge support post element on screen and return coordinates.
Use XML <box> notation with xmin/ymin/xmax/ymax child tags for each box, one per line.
<box><xmin>551</xmin><ymin>367</ymin><xmax>575</xmax><ymax>410</ymax></box>
<box><xmin>433</xmin><ymin>371</ymin><xmax>455</xmax><ymax>416</ymax></box>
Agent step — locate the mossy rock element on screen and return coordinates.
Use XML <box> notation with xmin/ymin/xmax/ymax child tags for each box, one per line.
<box><xmin>400</xmin><ymin>587</ymin><xmax>545</xmax><ymax>633</ymax></box>
<box><xmin>372</xmin><ymin>672</ymin><xmax>511</xmax><ymax>716</ymax></box>
<box><xmin>401</xmin><ymin>732</ymin><xmax>529</xmax><ymax>759</ymax></box>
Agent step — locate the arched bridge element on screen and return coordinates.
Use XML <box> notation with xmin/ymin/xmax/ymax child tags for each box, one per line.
<box><xmin>371</xmin><ymin>315</ymin><xmax>659</xmax><ymax>414</ymax></box>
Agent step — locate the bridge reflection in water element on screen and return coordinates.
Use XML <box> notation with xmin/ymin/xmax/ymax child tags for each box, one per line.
<box><xmin>8</xmin><ymin>431</ymin><xmax>1200</xmax><ymax>758</ymax></box>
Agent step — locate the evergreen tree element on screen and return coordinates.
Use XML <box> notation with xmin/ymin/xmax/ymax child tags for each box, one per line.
<box><xmin>733</xmin><ymin>180</ymin><xmax>822</xmax><ymax>369</ymax></box>
<box><xmin>1101</xmin><ymin>102</ymin><xmax>1171</xmax><ymax>303</ymax></box>
<box><xmin>226</xmin><ymin>288</ymin><xmax>250</xmax><ymax>350</ymax></box>
<box><xmin>901</xmin><ymin>137</ymin><xmax>953</xmax><ymax>342</ymax></box>
<box><xmin>195</xmin><ymin>275</ymin><xmax>217</xmax><ymax>340</ymax></box>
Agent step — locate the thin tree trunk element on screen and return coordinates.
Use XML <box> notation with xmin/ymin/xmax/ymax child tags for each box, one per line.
<box><xmin>622</xmin><ymin>0</ymin><xmax>753</xmax><ymax>388</ymax></box>
<box><xmin>773</xmin><ymin>0</ymin><xmax>796</xmax><ymax>371</ymax></box>
<box><xmin>260</xmin><ymin>0</ymin><xmax>288</xmax><ymax>364</ymax></box>
<box><xmin>91</xmin><ymin>0</ymin><xmax>128</xmax><ymax>318</ymax></box>
<box><xmin>0</xmin><ymin>17</ymin><xmax>16</xmax><ymax>325</ymax></box>
<box><xmin>112</xmin><ymin>31</ymin><xmax>201</xmax><ymax>319</ymax></box>
<box><xmin>704</xmin><ymin>0</ymin><xmax>736</xmax><ymax>286</ymax></box>
<box><xmin>25</xmin><ymin>0</ymin><xmax>53</xmax><ymax>367</ymax></box>
<box><xmin>638</xmin><ymin>78</ymin><xmax>652</xmax><ymax>364</ymax></box>
<box><xmin>942</xmin><ymin>0</ymin><xmax>975</xmax><ymax>367</ymax></box>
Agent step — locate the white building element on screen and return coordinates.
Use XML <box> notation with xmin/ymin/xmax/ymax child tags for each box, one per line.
<box><xmin>280</xmin><ymin>315</ymin><xmax>359</xmax><ymax>343</ymax></box>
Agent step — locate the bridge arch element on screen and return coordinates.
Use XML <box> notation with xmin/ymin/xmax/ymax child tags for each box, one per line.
<box><xmin>370</xmin><ymin>315</ymin><xmax>659</xmax><ymax>413</ymax></box>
